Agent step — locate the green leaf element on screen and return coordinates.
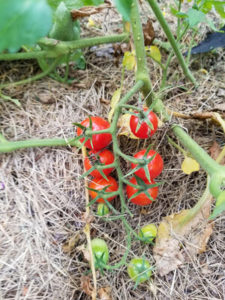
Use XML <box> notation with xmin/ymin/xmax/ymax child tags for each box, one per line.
<box><xmin>0</xmin><ymin>0</ymin><xmax>52</xmax><ymax>53</ymax></box>
<box><xmin>49</xmin><ymin>2</ymin><xmax>78</xmax><ymax>41</ymax></box>
<box><xmin>113</xmin><ymin>0</ymin><xmax>132</xmax><ymax>21</ymax></box>
<box><xmin>186</xmin><ymin>8</ymin><xmax>206</xmax><ymax>28</ymax></box>
<box><xmin>48</xmin><ymin>0</ymin><xmax>104</xmax><ymax>10</ymax></box>
<box><xmin>214</xmin><ymin>2</ymin><xmax>225</xmax><ymax>18</ymax></box>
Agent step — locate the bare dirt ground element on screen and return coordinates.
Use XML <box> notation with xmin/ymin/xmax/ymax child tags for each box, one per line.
<box><xmin>0</xmin><ymin>2</ymin><xmax>225</xmax><ymax>300</ymax></box>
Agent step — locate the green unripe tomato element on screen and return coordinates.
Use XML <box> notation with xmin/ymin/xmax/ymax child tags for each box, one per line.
<box><xmin>138</xmin><ymin>224</ymin><xmax>157</xmax><ymax>243</ymax></box>
<box><xmin>91</xmin><ymin>238</ymin><xmax>109</xmax><ymax>268</ymax></box>
<box><xmin>127</xmin><ymin>258</ymin><xmax>152</xmax><ymax>284</ymax></box>
<box><xmin>97</xmin><ymin>203</ymin><xmax>109</xmax><ymax>216</ymax></box>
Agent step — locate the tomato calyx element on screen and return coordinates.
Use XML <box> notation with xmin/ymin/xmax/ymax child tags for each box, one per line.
<box><xmin>126</xmin><ymin>145</ymin><xmax>157</xmax><ymax>182</ymax></box>
<box><xmin>87</xmin><ymin>184</ymin><xmax>118</xmax><ymax>205</ymax></box>
<box><xmin>133</xmin><ymin>109</ymin><xmax>154</xmax><ymax>133</ymax></box>
<box><xmin>74</xmin><ymin>116</ymin><xmax>95</xmax><ymax>148</ymax></box>
<box><xmin>127</xmin><ymin>257</ymin><xmax>153</xmax><ymax>286</ymax></box>
<box><xmin>127</xmin><ymin>175</ymin><xmax>160</xmax><ymax>203</ymax></box>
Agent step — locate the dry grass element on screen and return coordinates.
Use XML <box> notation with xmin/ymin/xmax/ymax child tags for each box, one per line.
<box><xmin>0</xmin><ymin>2</ymin><xmax>225</xmax><ymax>300</ymax></box>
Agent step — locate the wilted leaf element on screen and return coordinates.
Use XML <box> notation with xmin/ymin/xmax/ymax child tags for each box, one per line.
<box><xmin>154</xmin><ymin>187</ymin><xmax>214</xmax><ymax>276</ymax></box>
<box><xmin>146</xmin><ymin>45</ymin><xmax>161</xmax><ymax>63</ymax></box>
<box><xmin>181</xmin><ymin>156</ymin><xmax>200</xmax><ymax>174</ymax></box>
<box><xmin>80</xmin><ymin>276</ymin><xmax>93</xmax><ymax>297</ymax></box>
<box><xmin>98</xmin><ymin>287</ymin><xmax>112</xmax><ymax>300</ymax></box>
<box><xmin>124</xmin><ymin>21</ymin><xmax>131</xmax><ymax>33</ymax></box>
<box><xmin>71</xmin><ymin>3</ymin><xmax>111</xmax><ymax>19</ymax></box>
<box><xmin>122</xmin><ymin>51</ymin><xmax>136</xmax><ymax>70</ymax></box>
<box><xmin>209</xmin><ymin>141</ymin><xmax>224</xmax><ymax>162</ymax></box>
<box><xmin>108</xmin><ymin>89</ymin><xmax>121</xmax><ymax>122</ymax></box>
<box><xmin>143</xmin><ymin>19</ymin><xmax>155</xmax><ymax>46</ymax></box>
<box><xmin>62</xmin><ymin>233</ymin><xmax>80</xmax><ymax>253</ymax></box>
<box><xmin>117</xmin><ymin>114</ymin><xmax>139</xmax><ymax>139</ymax></box>
<box><xmin>87</xmin><ymin>18</ymin><xmax>96</xmax><ymax>27</ymax></box>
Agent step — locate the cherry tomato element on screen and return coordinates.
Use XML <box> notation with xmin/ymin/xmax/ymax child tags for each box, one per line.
<box><xmin>91</xmin><ymin>238</ymin><xmax>109</xmax><ymax>268</ymax></box>
<box><xmin>89</xmin><ymin>176</ymin><xmax>118</xmax><ymax>203</ymax></box>
<box><xmin>126</xmin><ymin>177</ymin><xmax>158</xmax><ymax>206</ymax></box>
<box><xmin>127</xmin><ymin>258</ymin><xmax>152</xmax><ymax>284</ymax></box>
<box><xmin>138</xmin><ymin>224</ymin><xmax>157</xmax><ymax>243</ymax></box>
<box><xmin>84</xmin><ymin>149</ymin><xmax>115</xmax><ymax>178</ymax></box>
<box><xmin>77</xmin><ymin>116</ymin><xmax>112</xmax><ymax>151</ymax></box>
<box><xmin>97</xmin><ymin>203</ymin><xmax>109</xmax><ymax>216</ymax></box>
<box><xmin>131</xmin><ymin>149</ymin><xmax>163</xmax><ymax>181</ymax></box>
<box><xmin>130</xmin><ymin>108</ymin><xmax>158</xmax><ymax>139</ymax></box>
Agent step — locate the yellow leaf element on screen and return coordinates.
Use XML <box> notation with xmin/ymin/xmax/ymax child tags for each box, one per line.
<box><xmin>124</xmin><ymin>21</ymin><xmax>131</xmax><ymax>33</ymax></box>
<box><xmin>146</xmin><ymin>45</ymin><xmax>161</xmax><ymax>63</ymax></box>
<box><xmin>181</xmin><ymin>156</ymin><xmax>200</xmax><ymax>174</ymax></box>
<box><xmin>108</xmin><ymin>89</ymin><xmax>121</xmax><ymax>123</ymax></box>
<box><xmin>122</xmin><ymin>51</ymin><xmax>136</xmax><ymax>71</ymax></box>
<box><xmin>117</xmin><ymin>113</ymin><xmax>139</xmax><ymax>139</ymax></box>
<box><xmin>87</xmin><ymin>18</ymin><xmax>95</xmax><ymax>28</ymax></box>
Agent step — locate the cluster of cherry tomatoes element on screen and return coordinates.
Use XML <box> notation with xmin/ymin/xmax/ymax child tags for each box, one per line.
<box><xmin>77</xmin><ymin>109</ymin><xmax>163</xmax><ymax>284</ymax></box>
<box><xmin>77</xmin><ymin>109</ymin><xmax>163</xmax><ymax>207</ymax></box>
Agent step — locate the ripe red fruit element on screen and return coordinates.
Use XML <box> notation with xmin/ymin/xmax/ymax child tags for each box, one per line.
<box><xmin>130</xmin><ymin>108</ymin><xmax>158</xmax><ymax>139</ymax></box>
<box><xmin>77</xmin><ymin>116</ymin><xmax>112</xmax><ymax>151</ymax></box>
<box><xmin>89</xmin><ymin>176</ymin><xmax>118</xmax><ymax>203</ymax></box>
<box><xmin>84</xmin><ymin>149</ymin><xmax>115</xmax><ymax>178</ymax></box>
<box><xmin>131</xmin><ymin>149</ymin><xmax>163</xmax><ymax>180</ymax></box>
<box><xmin>126</xmin><ymin>177</ymin><xmax>158</xmax><ymax>206</ymax></box>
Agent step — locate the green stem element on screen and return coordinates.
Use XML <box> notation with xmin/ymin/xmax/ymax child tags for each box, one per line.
<box><xmin>147</xmin><ymin>0</ymin><xmax>197</xmax><ymax>86</ymax></box>
<box><xmin>0</xmin><ymin>50</ymin><xmax>49</xmax><ymax>61</ymax></box>
<box><xmin>0</xmin><ymin>34</ymin><xmax>129</xmax><ymax>61</ymax></box>
<box><xmin>130</xmin><ymin>0</ymin><xmax>154</xmax><ymax>106</ymax></box>
<box><xmin>0</xmin><ymin>137</ymin><xmax>81</xmax><ymax>153</ymax></box>
<box><xmin>38</xmin><ymin>33</ymin><xmax>129</xmax><ymax>55</ymax></box>
<box><xmin>172</xmin><ymin>124</ymin><xmax>224</xmax><ymax>175</ymax></box>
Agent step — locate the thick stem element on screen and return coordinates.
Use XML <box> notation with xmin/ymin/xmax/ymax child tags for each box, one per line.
<box><xmin>38</xmin><ymin>33</ymin><xmax>129</xmax><ymax>55</ymax></box>
<box><xmin>130</xmin><ymin>0</ymin><xmax>154</xmax><ymax>106</ymax></box>
<box><xmin>172</xmin><ymin>124</ymin><xmax>224</xmax><ymax>175</ymax></box>
<box><xmin>0</xmin><ymin>34</ymin><xmax>129</xmax><ymax>61</ymax></box>
<box><xmin>0</xmin><ymin>137</ymin><xmax>81</xmax><ymax>153</ymax></box>
<box><xmin>146</xmin><ymin>0</ymin><xmax>197</xmax><ymax>86</ymax></box>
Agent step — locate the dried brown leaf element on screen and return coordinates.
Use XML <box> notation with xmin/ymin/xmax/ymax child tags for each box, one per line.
<box><xmin>98</xmin><ymin>287</ymin><xmax>112</xmax><ymax>300</ymax></box>
<box><xmin>153</xmin><ymin>195</ymin><xmax>214</xmax><ymax>276</ymax></box>
<box><xmin>80</xmin><ymin>276</ymin><xmax>93</xmax><ymax>297</ymax></box>
<box><xmin>71</xmin><ymin>4</ymin><xmax>111</xmax><ymax>19</ymax></box>
<box><xmin>143</xmin><ymin>19</ymin><xmax>155</xmax><ymax>46</ymax></box>
<box><xmin>62</xmin><ymin>232</ymin><xmax>80</xmax><ymax>253</ymax></box>
<box><xmin>209</xmin><ymin>141</ymin><xmax>225</xmax><ymax>164</ymax></box>
<box><xmin>77</xmin><ymin>243</ymin><xmax>91</xmax><ymax>262</ymax></box>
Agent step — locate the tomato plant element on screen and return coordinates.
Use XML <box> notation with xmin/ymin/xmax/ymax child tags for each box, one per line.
<box><xmin>130</xmin><ymin>108</ymin><xmax>158</xmax><ymax>139</ymax></box>
<box><xmin>89</xmin><ymin>176</ymin><xmax>118</xmax><ymax>203</ymax></box>
<box><xmin>126</xmin><ymin>177</ymin><xmax>158</xmax><ymax>206</ymax></box>
<box><xmin>77</xmin><ymin>116</ymin><xmax>112</xmax><ymax>151</ymax></box>
<box><xmin>138</xmin><ymin>224</ymin><xmax>157</xmax><ymax>243</ymax></box>
<box><xmin>127</xmin><ymin>258</ymin><xmax>152</xmax><ymax>284</ymax></box>
<box><xmin>91</xmin><ymin>238</ymin><xmax>109</xmax><ymax>268</ymax></box>
<box><xmin>84</xmin><ymin>149</ymin><xmax>115</xmax><ymax>178</ymax></box>
<box><xmin>97</xmin><ymin>203</ymin><xmax>109</xmax><ymax>216</ymax></box>
<box><xmin>131</xmin><ymin>149</ymin><xmax>163</xmax><ymax>181</ymax></box>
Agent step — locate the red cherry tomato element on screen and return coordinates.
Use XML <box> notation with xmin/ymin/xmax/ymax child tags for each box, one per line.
<box><xmin>130</xmin><ymin>108</ymin><xmax>158</xmax><ymax>139</ymax></box>
<box><xmin>89</xmin><ymin>176</ymin><xmax>118</xmax><ymax>203</ymax></box>
<box><xmin>126</xmin><ymin>177</ymin><xmax>158</xmax><ymax>206</ymax></box>
<box><xmin>84</xmin><ymin>149</ymin><xmax>115</xmax><ymax>178</ymax></box>
<box><xmin>77</xmin><ymin>116</ymin><xmax>112</xmax><ymax>151</ymax></box>
<box><xmin>131</xmin><ymin>149</ymin><xmax>163</xmax><ymax>180</ymax></box>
